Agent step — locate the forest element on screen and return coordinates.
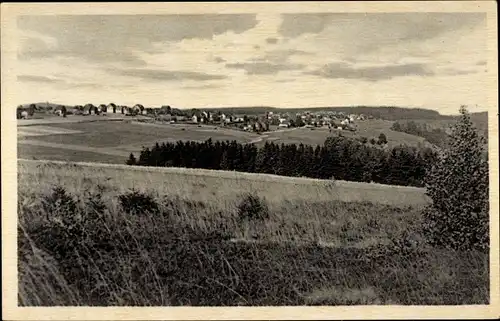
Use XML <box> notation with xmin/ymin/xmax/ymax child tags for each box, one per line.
<box><xmin>128</xmin><ymin>136</ymin><xmax>437</xmax><ymax>187</ymax></box>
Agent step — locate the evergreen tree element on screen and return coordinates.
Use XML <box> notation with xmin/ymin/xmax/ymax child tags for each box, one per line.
<box><xmin>126</xmin><ymin>153</ymin><xmax>137</xmax><ymax>165</ymax></box>
<box><xmin>220</xmin><ymin>150</ymin><xmax>230</xmax><ymax>170</ymax></box>
<box><xmin>423</xmin><ymin>106</ymin><xmax>489</xmax><ymax>251</ymax></box>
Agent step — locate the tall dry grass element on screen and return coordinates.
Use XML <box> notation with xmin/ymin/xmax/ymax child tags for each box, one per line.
<box><xmin>17</xmin><ymin>160</ymin><xmax>488</xmax><ymax>306</ymax></box>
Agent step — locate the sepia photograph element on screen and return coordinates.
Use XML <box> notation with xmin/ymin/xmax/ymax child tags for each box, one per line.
<box><xmin>1</xmin><ymin>1</ymin><xmax>499</xmax><ymax>320</ymax></box>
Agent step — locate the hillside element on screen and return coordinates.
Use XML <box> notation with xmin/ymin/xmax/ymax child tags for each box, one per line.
<box><xmin>17</xmin><ymin>159</ymin><xmax>488</xmax><ymax>306</ymax></box>
<box><xmin>202</xmin><ymin>106</ymin><xmax>452</xmax><ymax>120</ymax></box>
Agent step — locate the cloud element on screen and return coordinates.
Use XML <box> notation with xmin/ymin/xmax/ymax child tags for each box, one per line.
<box><xmin>306</xmin><ymin>62</ymin><xmax>434</xmax><ymax>81</ymax></box>
<box><xmin>279</xmin><ymin>13</ymin><xmax>485</xmax><ymax>42</ymax></box>
<box><xmin>108</xmin><ymin>68</ymin><xmax>227</xmax><ymax>81</ymax></box>
<box><xmin>17</xmin><ymin>75</ymin><xmax>64</xmax><ymax>83</ymax></box>
<box><xmin>17</xmin><ymin>74</ymin><xmax>110</xmax><ymax>90</ymax></box>
<box><xmin>225</xmin><ymin>62</ymin><xmax>305</xmax><ymax>75</ymax></box>
<box><xmin>213</xmin><ymin>56</ymin><xmax>226</xmax><ymax>63</ymax></box>
<box><xmin>279</xmin><ymin>13</ymin><xmax>333</xmax><ymax>38</ymax></box>
<box><xmin>250</xmin><ymin>49</ymin><xmax>313</xmax><ymax>64</ymax></box>
<box><xmin>17</xmin><ymin>14</ymin><xmax>258</xmax><ymax>66</ymax></box>
<box><xmin>266</xmin><ymin>37</ymin><xmax>279</xmax><ymax>44</ymax></box>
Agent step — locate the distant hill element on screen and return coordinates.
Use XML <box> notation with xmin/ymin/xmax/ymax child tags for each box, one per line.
<box><xmin>202</xmin><ymin>106</ymin><xmax>458</xmax><ymax>120</ymax></box>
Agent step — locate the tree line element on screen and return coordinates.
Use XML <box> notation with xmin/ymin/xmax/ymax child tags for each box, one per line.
<box><xmin>127</xmin><ymin>136</ymin><xmax>437</xmax><ymax>187</ymax></box>
<box><xmin>391</xmin><ymin>120</ymin><xmax>449</xmax><ymax>147</ymax></box>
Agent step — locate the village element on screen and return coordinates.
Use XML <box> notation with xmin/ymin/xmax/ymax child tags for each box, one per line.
<box><xmin>17</xmin><ymin>102</ymin><xmax>372</xmax><ymax>133</ymax></box>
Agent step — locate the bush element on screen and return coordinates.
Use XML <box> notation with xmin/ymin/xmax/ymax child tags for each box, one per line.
<box><xmin>377</xmin><ymin>133</ymin><xmax>388</xmax><ymax>145</ymax></box>
<box><xmin>422</xmin><ymin>106</ymin><xmax>489</xmax><ymax>252</ymax></box>
<box><xmin>237</xmin><ymin>194</ymin><xmax>269</xmax><ymax>221</ymax></box>
<box><xmin>118</xmin><ymin>189</ymin><xmax>159</xmax><ymax>215</ymax></box>
<box><xmin>41</xmin><ymin>185</ymin><xmax>78</xmax><ymax>227</ymax></box>
<box><xmin>81</xmin><ymin>185</ymin><xmax>107</xmax><ymax>221</ymax></box>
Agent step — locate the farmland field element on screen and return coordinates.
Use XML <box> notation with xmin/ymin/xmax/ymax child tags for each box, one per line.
<box><xmin>17</xmin><ymin>117</ymin><xmax>430</xmax><ymax>164</ymax></box>
<box><xmin>17</xmin><ymin>119</ymin><xmax>261</xmax><ymax>162</ymax></box>
<box><xmin>257</xmin><ymin>120</ymin><xmax>426</xmax><ymax>148</ymax></box>
<box><xmin>17</xmin><ymin>160</ymin><xmax>488</xmax><ymax>306</ymax></box>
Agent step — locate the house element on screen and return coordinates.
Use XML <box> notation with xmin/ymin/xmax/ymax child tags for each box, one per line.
<box><xmin>192</xmin><ymin>115</ymin><xmax>198</xmax><ymax>123</ymax></box>
<box><xmin>83</xmin><ymin>104</ymin><xmax>94</xmax><ymax>115</ymax></box>
<box><xmin>107</xmin><ymin>103</ymin><xmax>117</xmax><ymax>113</ymax></box>
<box><xmin>53</xmin><ymin>106</ymin><xmax>65</xmax><ymax>116</ymax></box>
<box><xmin>98</xmin><ymin>104</ymin><xmax>107</xmax><ymax>114</ymax></box>
<box><xmin>133</xmin><ymin>104</ymin><xmax>144</xmax><ymax>114</ymax></box>
<box><xmin>278</xmin><ymin>123</ymin><xmax>289</xmax><ymax>128</ymax></box>
<box><xmin>121</xmin><ymin>106</ymin><xmax>131</xmax><ymax>115</ymax></box>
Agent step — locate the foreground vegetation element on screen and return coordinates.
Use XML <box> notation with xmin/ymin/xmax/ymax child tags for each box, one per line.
<box><xmin>18</xmin><ymin>160</ymin><xmax>488</xmax><ymax>306</ymax></box>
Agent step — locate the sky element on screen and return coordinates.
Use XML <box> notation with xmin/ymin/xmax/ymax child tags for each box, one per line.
<box><xmin>15</xmin><ymin>12</ymin><xmax>488</xmax><ymax>115</ymax></box>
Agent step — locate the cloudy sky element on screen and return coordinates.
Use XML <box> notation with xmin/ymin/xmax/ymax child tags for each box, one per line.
<box><xmin>15</xmin><ymin>12</ymin><xmax>488</xmax><ymax>114</ymax></box>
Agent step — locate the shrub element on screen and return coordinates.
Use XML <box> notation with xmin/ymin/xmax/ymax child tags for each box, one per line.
<box><xmin>41</xmin><ymin>185</ymin><xmax>78</xmax><ymax>227</ymax></box>
<box><xmin>81</xmin><ymin>185</ymin><xmax>107</xmax><ymax>221</ymax></box>
<box><xmin>237</xmin><ymin>194</ymin><xmax>269</xmax><ymax>221</ymax></box>
<box><xmin>118</xmin><ymin>189</ymin><xmax>159</xmax><ymax>215</ymax></box>
<box><xmin>377</xmin><ymin>133</ymin><xmax>388</xmax><ymax>145</ymax></box>
<box><xmin>422</xmin><ymin>106</ymin><xmax>489</xmax><ymax>252</ymax></box>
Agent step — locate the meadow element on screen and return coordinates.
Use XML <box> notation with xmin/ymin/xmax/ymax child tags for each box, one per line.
<box><xmin>17</xmin><ymin>160</ymin><xmax>489</xmax><ymax>306</ymax></box>
<box><xmin>17</xmin><ymin>117</ymin><xmax>430</xmax><ymax>165</ymax></box>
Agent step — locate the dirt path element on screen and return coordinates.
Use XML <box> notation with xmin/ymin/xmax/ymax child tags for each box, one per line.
<box><xmin>246</xmin><ymin>127</ymin><xmax>298</xmax><ymax>144</ymax></box>
<box><xmin>18</xmin><ymin>139</ymin><xmax>130</xmax><ymax>157</ymax></box>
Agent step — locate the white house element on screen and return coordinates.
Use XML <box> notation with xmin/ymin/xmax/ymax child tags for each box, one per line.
<box><xmin>192</xmin><ymin>115</ymin><xmax>198</xmax><ymax>123</ymax></box>
<box><xmin>278</xmin><ymin>123</ymin><xmax>289</xmax><ymax>128</ymax></box>
<box><xmin>107</xmin><ymin>103</ymin><xmax>117</xmax><ymax>113</ymax></box>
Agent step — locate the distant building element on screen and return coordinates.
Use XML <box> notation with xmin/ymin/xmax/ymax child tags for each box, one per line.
<box><xmin>121</xmin><ymin>106</ymin><xmax>131</xmax><ymax>115</ymax></box>
<box><xmin>98</xmin><ymin>104</ymin><xmax>107</xmax><ymax>114</ymax></box>
<box><xmin>107</xmin><ymin>103</ymin><xmax>117</xmax><ymax>113</ymax></box>
<box><xmin>278</xmin><ymin>123</ymin><xmax>289</xmax><ymax>128</ymax></box>
<box><xmin>192</xmin><ymin>115</ymin><xmax>198</xmax><ymax>123</ymax></box>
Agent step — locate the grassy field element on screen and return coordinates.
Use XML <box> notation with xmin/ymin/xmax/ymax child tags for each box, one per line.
<box><xmin>17</xmin><ymin>145</ymin><xmax>126</xmax><ymax>164</ymax></box>
<box><xmin>258</xmin><ymin>120</ymin><xmax>426</xmax><ymax>148</ymax></box>
<box><xmin>18</xmin><ymin>160</ymin><xmax>488</xmax><ymax>306</ymax></box>
<box><xmin>18</xmin><ymin>117</ymin><xmax>430</xmax><ymax>165</ymax></box>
